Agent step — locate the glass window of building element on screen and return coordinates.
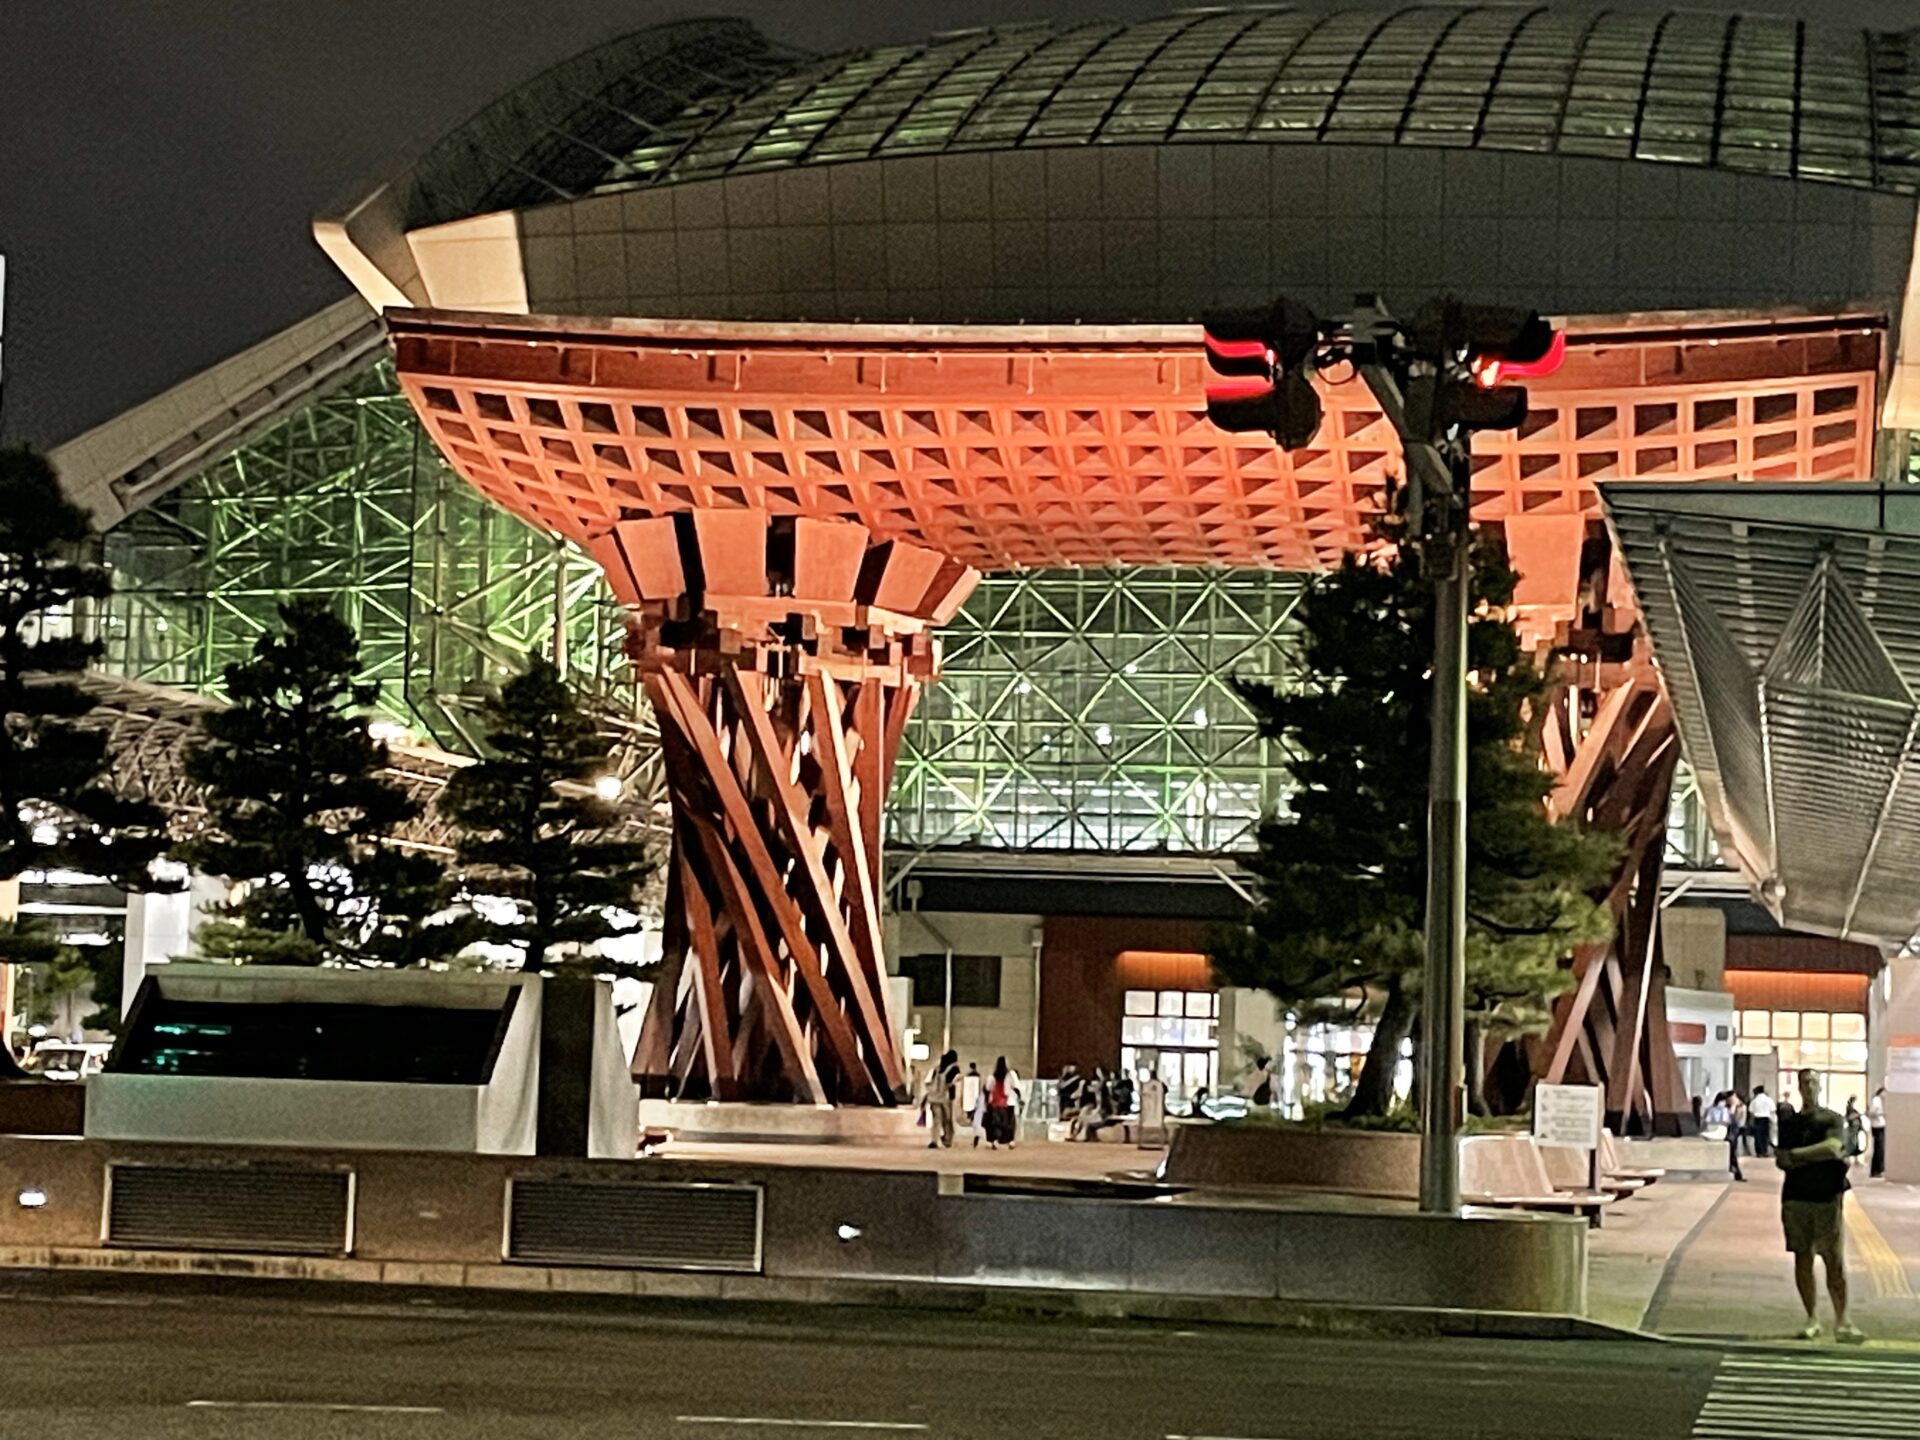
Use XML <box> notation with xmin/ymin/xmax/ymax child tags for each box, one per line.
<box><xmin>1121</xmin><ymin>988</ymin><xmax>1218</xmax><ymax>1102</ymax></box>
<box><xmin>1732</xmin><ymin>1007</ymin><xmax>1867</xmax><ymax>1115</ymax></box>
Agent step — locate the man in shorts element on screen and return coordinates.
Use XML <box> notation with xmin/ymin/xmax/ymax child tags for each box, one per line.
<box><xmin>1776</xmin><ymin>1067</ymin><xmax>1865</xmax><ymax>1343</ymax></box>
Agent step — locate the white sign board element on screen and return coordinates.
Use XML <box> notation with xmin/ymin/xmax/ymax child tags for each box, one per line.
<box><xmin>1887</xmin><ymin>1047</ymin><xmax>1920</xmax><ymax>1096</ymax></box>
<box><xmin>1534</xmin><ymin>1082</ymin><xmax>1603</xmax><ymax>1149</ymax></box>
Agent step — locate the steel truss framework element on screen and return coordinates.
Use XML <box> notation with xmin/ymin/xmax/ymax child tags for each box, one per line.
<box><xmin>894</xmin><ymin>566</ymin><xmax>1301</xmax><ymax>853</ymax></box>
<box><xmin>98</xmin><ymin>362</ymin><xmax>657</xmax><ymax>782</ymax></box>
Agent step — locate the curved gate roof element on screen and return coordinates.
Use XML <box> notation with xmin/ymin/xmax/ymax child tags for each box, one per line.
<box><xmin>390</xmin><ymin>308</ymin><xmax>1879</xmax><ymax>575</ymax></box>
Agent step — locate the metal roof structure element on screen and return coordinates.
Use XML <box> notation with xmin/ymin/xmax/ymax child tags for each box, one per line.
<box><xmin>397</xmin><ymin>6</ymin><xmax>1920</xmax><ymax>226</ymax></box>
<box><xmin>47</xmin><ymin>298</ymin><xmax>383</xmax><ymax>528</ymax></box>
<box><xmin>1605</xmin><ymin>483</ymin><xmax>1920</xmax><ymax>946</ymax></box>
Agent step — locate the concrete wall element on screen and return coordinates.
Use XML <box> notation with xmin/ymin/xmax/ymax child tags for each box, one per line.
<box><xmin>887</xmin><ymin>911</ymin><xmax>1040</xmax><ymax>1077</ymax></box>
<box><xmin>1164</xmin><ymin>1124</ymin><xmax>1420</xmax><ymax>1200</ymax></box>
<box><xmin>0</xmin><ymin>1134</ymin><xmax>1587</xmax><ymax>1317</ymax></box>
<box><xmin>1662</xmin><ymin>905</ymin><xmax>1728</xmax><ymax>994</ymax></box>
<box><xmin>1665</xmin><ymin>985</ymin><xmax>1735</xmax><ymax>1109</ymax></box>
<box><xmin>86</xmin><ymin>968</ymin><xmax>631</xmax><ymax>1158</ymax></box>
<box><xmin>590</xmin><ymin>981</ymin><xmax>639</xmax><ymax>1160</ymax></box>
<box><xmin>484</xmin><ymin>146</ymin><xmax>1915</xmax><ymax>329</ymax></box>
<box><xmin>1879</xmin><ymin>957</ymin><xmax>1920</xmax><ymax>1184</ymax></box>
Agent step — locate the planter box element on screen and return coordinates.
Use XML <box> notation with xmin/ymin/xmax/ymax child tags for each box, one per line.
<box><xmin>1162</xmin><ymin>1122</ymin><xmax>1420</xmax><ymax>1199</ymax></box>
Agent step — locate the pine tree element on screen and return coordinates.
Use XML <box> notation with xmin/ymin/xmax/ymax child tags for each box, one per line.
<box><xmin>180</xmin><ymin>598</ymin><xmax>437</xmax><ymax>966</ymax></box>
<box><xmin>1215</xmin><ymin>513</ymin><xmax>1617</xmax><ymax>1117</ymax></box>
<box><xmin>0</xmin><ymin>448</ymin><xmax>174</xmax><ymax>891</ymax></box>
<box><xmin>437</xmin><ymin>654</ymin><xmax>652</xmax><ymax>978</ymax></box>
<box><xmin>2</xmin><ymin>448</ymin><xmax>174</xmax><ymax>1073</ymax></box>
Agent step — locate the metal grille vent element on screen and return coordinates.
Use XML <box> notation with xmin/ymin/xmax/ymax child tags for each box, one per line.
<box><xmin>105</xmin><ymin>1164</ymin><xmax>352</xmax><ymax>1256</ymax></box>
<box><xmin>507</xmin><ymin>1179</ymin><xmax>763</xmax><ymax>1272</ymax></box>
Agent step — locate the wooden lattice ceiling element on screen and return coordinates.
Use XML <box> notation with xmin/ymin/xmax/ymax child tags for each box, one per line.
<box><xmin>390</xmin><ymin>311</ymin><xmax>1880</xmax><ymax>574</ymax></box>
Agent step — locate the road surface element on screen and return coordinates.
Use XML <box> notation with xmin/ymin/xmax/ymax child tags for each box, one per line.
<box><xmin>0</xmin><ymin>1271</ymin><xmax>1915</xmax><ymax>1438</ymax></box>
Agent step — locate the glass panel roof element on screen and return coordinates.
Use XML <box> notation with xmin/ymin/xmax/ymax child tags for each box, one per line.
<box><xmin>409</xmin><ymin>6</ymin><xmax>1920</xmax><ymax>225</ymax></box>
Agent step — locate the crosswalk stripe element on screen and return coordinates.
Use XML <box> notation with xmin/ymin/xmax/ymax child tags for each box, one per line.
<box><xmin>1691</xmin><ymin>1351</ymin><xmax>1920</xmax><ymax>1438</ymax></box>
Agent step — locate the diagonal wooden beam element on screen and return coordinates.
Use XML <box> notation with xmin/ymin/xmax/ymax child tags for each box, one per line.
<box><xmin>883</xmin><ymin>683</ymin><xmax>918</xmax><ymax>798</ymax></box>
<box><xmin>1545</xmin><ymin>945</ymin><xmax>1608</xmax><ymax>1083</ymax></box>
<box><xmin>853</xmin><ymin>680</ymin><xmax>886</xmax><ymax>890</ymax></box>
<box><xmin>687</xmin><ymin>815</ymin><xmax>825</xmax><ymax>1104</ymax></box>
<box><xmin>806</xmin><ymin>671</ymin><xmax>890</xmax><ymax>1002</ymax></box>
<box><xmin>677</xmin><ymin>845</ymin><xmax>735</xmax><ymax>1100</ymax></box>
<box><xmin>650</xmin><ymin>670</ymin><xmax>883</xmax><ymax>1103</ymax></box>
<box><xmin>633</xmin><ymin>850</ymin><xmax>686</xmax><ymax>1083</ymax></box>
<box><xmin>726</xmin><ymin>667</ymin><xmax>902</xmax><ymax>1093</ymax></box>
<box><xmin>1604</xmin><ymin>840</ymin><xmax>1665</xmax><ymax>1125</ymax></box>
<box><xmin>1549</xmin><ymin>676</ymin><xmax>1639</xmax><ymax>821</ymax></box>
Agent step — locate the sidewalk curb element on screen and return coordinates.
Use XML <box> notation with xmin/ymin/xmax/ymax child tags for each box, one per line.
<box><xmin>0</xmin><ymin>1244</ymin><xmax>1649</xmax><ymax>1344</ymax></box>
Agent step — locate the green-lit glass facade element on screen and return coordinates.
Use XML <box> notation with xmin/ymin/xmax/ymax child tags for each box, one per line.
<box><xmin>101</xmin><ymin>363</ymin><xmax>634</xmax><ymax>755</ymax></box>
<box><xmin>895</xmin><ymin>568</ymin><xmax>1299</xmax><ymax>852</ymax></box>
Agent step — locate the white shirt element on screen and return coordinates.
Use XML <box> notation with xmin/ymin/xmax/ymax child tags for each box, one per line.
<box><xmin>1749</xmin><ymin>1092</ymin><xmax>1777</xmax><ymax>1121</ymax></box>
<box><xmin>1870</xmin><ymin>1095</ymin><xmax>1886</xmax><ymax>1129</ymax></box>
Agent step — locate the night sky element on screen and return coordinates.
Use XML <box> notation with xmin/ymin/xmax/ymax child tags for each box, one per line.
<box><xmin>0</xmin><ymin>0</ymin><xmax>1909</xmax><ymax>448</ymax></box>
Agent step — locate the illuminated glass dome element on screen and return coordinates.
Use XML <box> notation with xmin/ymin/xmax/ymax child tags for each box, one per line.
<box><xmin>404</xmin><ymin>4</ymin><xmax>1920</xmax><ymax>232</ymax></box>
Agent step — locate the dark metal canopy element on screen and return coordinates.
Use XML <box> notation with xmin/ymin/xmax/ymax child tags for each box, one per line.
<box><xmin>1605</xmin><ymin>482</ymin><xmax>1920</xmax><ymax>945</ymax></box>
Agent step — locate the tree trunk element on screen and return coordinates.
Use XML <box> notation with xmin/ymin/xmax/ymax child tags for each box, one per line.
<box><xmin>1343</xmin><ymin>977</ymin><xmax>1415</xmax><ymax>1119</ymax></box>
<box><xmin>1464</xmin><ymin>1020</ymin><xmax>1490</xmax><ymax>1117</ymax></box>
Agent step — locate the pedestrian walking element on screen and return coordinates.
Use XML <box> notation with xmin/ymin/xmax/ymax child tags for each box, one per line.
<box><xmin>1749</xmin><ymin>1084</ymin><xmax>1777</xmax><ymax>1156</ymax></box>
<box><xmin>984</xmin><ymin>1055</ymin><xmax>1021</xmax><ymax>1149</ymax></box>
<box><xmin>1845</xmin><ymin>1097</ymin><xmax>1866</xmax><ymax>1167</ymax></box>
<box><xmin>925</xmin><ymin>1049</ymin><xmax>959</xmax><ymax>1150</ymax></box>
<box><xmin>961</xmin><ymin>1061</ymin><xmax>985</xmax><ymax>1148</ymax></box>
<box><xmin>1706</xmin><ymin>1092</ymin><xmax>1745</xmax><ymax>1182</ymax></box>
<box><xmin>1776</xmin><ymin>1068</ymin><xmax>1865</xmax><ymax>1343</ymax></box>
<box><xmin>1869</xmin><ymin>1086</ymin><xmax>1888</xmax><ymax>1178</ymax></box>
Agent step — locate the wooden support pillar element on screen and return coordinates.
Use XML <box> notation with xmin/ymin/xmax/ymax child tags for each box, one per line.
<box><xmin>604</xmin><ymin>512</ymin><xmax>977</xmax><ymax>1106</ymax></box>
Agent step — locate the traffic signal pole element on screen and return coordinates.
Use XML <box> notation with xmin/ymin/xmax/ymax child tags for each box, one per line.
<box><xmin>1418</xmin><ymin>463</ymin><xmax>1470</xmax><ymax>1215</ymax></box>
<box><xmin>1354</xmin><ymin>335</ymin><xmax>1471</xmax><ymax>1215</ymax></box>
<box><xmin>1206</xmin><ymin>296</ymin><xmax>1561</xmax><ymax>1217</ymax></box>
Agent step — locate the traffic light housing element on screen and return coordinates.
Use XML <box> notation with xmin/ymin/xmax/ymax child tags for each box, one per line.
<box><xmin>1202</xmin><ymin>299</ymin><xmax>1322</xmax><ymax>448</ymax></box>
<box><xmin>1203</xmin><ymin>369</ymin><xmax>1323</xmax><ymax>451</ymax></box>
<box><xmin>1413</xmin><ymin>300</ymin><xmax>1564</xmax><ymax>435</ymax></box>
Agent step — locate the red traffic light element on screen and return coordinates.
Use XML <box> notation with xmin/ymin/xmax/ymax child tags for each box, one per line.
<box><xmin>1203</xmin><ymin>313</ymin><xmax>1278</xmax><ymax>378</ymax></box>
<box><xmin>1470</xmin><ymin>327</ymin><xmax>1565</xmax><ymax>388</ymax></box>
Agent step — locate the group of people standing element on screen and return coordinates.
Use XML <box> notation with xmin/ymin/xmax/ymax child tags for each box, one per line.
<box><xmin>920</xmin><ymin>1051</ymin><xmax>1023</xmax><ymax>1150</ymax></box>
<box><xmin>1704</xmin><ymin>1082</ymin><xmax>1887</xmax><ymax>1183</ymax></box>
